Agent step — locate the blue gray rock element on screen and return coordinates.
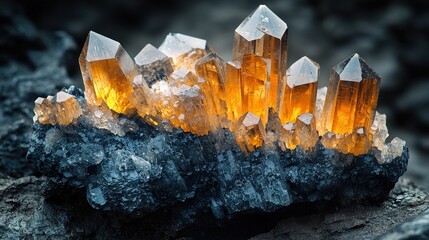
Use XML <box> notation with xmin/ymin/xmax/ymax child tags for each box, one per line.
<box><xmin>27</xmin><ymin>88</ymin><xmax>409</xmax><ymax>229</ymax></box>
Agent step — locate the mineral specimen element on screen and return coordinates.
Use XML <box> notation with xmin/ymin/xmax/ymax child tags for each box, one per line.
<box><xmin>29</xmin><ymin>5</ymin><xmax>408</xmax><ymax>229</ymax></box>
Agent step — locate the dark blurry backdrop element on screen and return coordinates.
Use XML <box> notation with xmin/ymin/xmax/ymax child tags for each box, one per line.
<box><xmin>4</xmin><ymin>0</ymin><xmax>429</xmax><ymax>183</ymax></box>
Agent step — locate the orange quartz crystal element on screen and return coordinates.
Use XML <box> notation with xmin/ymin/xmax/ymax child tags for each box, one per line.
<box><xmin>279</xmin><ymin>56</ymin><xmax>319</xmax><ymax>124</ymax></box>
<box><xmin>322</xmin><ymin>53</ymin><xmax>381</xmax><ymax>135</ymax></box>
<box><xmin>234</xmin><ymin>112</ymin><xmax>266</xmax><ymax>153</ymax></box>
<box><xmin>225</xmin><ymin>60</ymin><xmax>243</xmax><ymax>122</ymax></box>
<box><xmin>79</xmin><ymin>31</ymin><xmax>138</xmax><ymax>114</ymax></box>
<box><xmin>195</xmin><ymin>53</ymin><xmax>227</xmax><ymax>121</ymax></box>
<box><xmin>232</xmin><ymin>5</ymin><xmax>288</xmax><ymax>111</ymax></box>
<box><xmin>54</xmin><ymin>91</ymin><xmax>83</xmax><ymax>125</ymax></box>
<box><xmin>34</xmin><ymin>96</ymin><xmax>56</xmax><ymax>124</ymax></box>
<box><xmin>241</xmin><ymin>54</ymin><xmax>271</xmax><ymax>125</ymax></box>
<box><xmin>34</xmin><ymin>5</ymin><xmax>386</xmax><ymax>156</ymax></box>
<box><xmin>159</xmin><ymin>33</ymin><xmax>211</xmax><ymax>72</ymax></box>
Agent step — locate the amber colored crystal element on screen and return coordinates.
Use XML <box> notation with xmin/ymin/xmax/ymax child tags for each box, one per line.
<box><xmin>322</xmin><ymin>53</ymin><xmax>381</xmax><ymax>135</ymax></box>
<box><xmin>55</xmin><ymin>91</ymin><xmax>83</xmax><ymax>125</ymax></box>
<box><xmin>79</xmin><ymin>31</ymin><xmax>137</xmax><ymax>114</ymax></box>
<box><xmin>294</xmin><ymin>113</ymin><xmax>318</xmax><ymax>150</ymax></box>
<box><xmin>225</xmin><ymin>60</ymin><xmax>243</xmax><ymax>121</ymax></box>
<box><xmin>195</xmin><ymin>52</ymin><xmax>227</xmax><ymax>120</ymax></box>
<box><xmin>170</xmin><ymin>84</ymin><xmax>211</xmax><ymax>135</ymax></box>
<box><xmin>234</xmin><ymin>112</ymin><xmax>265</xmax><ymax>153</ymax></box>
<box><xmin>241</xmin><ymin>54</ymin><xmax>270</xmax><ymax>125</ymax></box>
<box><xmin>232</xmin><ymin>5</ymin><xmax>288</xmax><ymax>111</ymax></box>
<box><xmin>279</xmin><ymin>56</ymin><xmax>319</xmax><ymax>124</ymax></box>
<box><xmin>34</xmin><ymin>96</ymin><xmax>56</xmax><ymax>124</ymax></box>
<box><xmin>159</xmin><ymin>33</ymin><xmax>211</xmax><ymax>72</ymax></box>
<box><xmin>132</xmin><ymin>75</ymin><xmax>155</xmax><ymax>118</ymax></box>
<box><xmin>134</xmin><ymin>44</ymin><xmax>174</xmax><ymax>87</ymax></box>
<box><xmin>279</xmin><ymin>122</ymin><xmax>297</xmax><ymax>151</ymax></box>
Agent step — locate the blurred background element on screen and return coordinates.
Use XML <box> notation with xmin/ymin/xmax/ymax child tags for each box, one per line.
<box><xmin>1</xmin><ymin>0</ymin><xmax>428</xmax><ymax>185</ymax></box>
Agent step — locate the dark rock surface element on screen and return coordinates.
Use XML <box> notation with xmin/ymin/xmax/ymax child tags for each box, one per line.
<box><xmin>27</xmin><ymin>103</ymin><xmax>408</xmax><ymax>228</ymax></box>
<box><xmin>1</xmin><ymin>0</ymin><xmax>429</xmax><ymax>239</ymax></box>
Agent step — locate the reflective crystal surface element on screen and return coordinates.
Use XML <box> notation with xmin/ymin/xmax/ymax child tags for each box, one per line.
<box><xmin>54</xmin><ymin>91</ymin><xmax>82</xmax><ymax>125</ymax></box>
<box><xmin>134</xmin><ymin>44</ymin><xmax>174</xmax><ymax>87</ymax></box>
<box><xmin>159</xmin><ymin>33</ymin><xmax>211</xmax><ymax>72</ymax></box>
<box><xmin>322</xmin><ymin>53</ymin><xmax>381</xmax><ymax>135</ymax></box>
<box><xmin>280</xmin><ymin>56</ymin><xmax>319</xmax><ymax>124</ymax></box>
<box><xmin>225</xmin><ymin>60</ymin><xmax>243</xmax><ymax>122</ymax></box>
<box><xmin>195</xmin><ymin>52</ymin><xmax>227</xmax><ymax>121</ymax></box>
<box><xmin>241</xmin><ymin>54</ymin><xmax>270</xmax><ymax>125</ymax></box>
<box><xmin>33</xmin><ymin>5</ymin><xmax>402</xmax><ymax>157</ymax></box>
<box><xmin>79</xmin><ymin>31</ymin><xmax>137</xmax><ymax>114</ymax></box>
<box><xmin>232</xmin><ymin>5</ymin><xmax>288</xmax><ymax>111</ymax></box>
<box><xmin>234</xmin><ymin>112</ymin><xmax>265</xmax><ymax>153</ymax></box>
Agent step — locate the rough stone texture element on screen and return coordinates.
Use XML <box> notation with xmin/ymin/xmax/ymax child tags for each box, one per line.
<box><xmin>0</xmin><ymin>6</ymin><xmax>75</xmax><ymax>177</ymax></box>
<box><xmin>251</xmin><ymin>177</ymin><xmax>428</xmax><ymax>240</ymax></box>
<box><xmin>27</xmin><ymin>90</ymin><xmax>409</xmax><ymax>229</ymax></box>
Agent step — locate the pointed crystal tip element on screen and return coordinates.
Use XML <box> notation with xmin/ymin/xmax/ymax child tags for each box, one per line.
<box><xmin>241</xmin><ymin>112</ymin><xmax>260</xmax><ymax>127</ymax></box>
<box><xmin>135</xmin><ymin>44</ymin><xmax>168</xmax><ymax>66</ymax></box>
<box><xmin>287</xmin><ymin>56</ymin><xmax>319</xmax><ymax>87</ymax></box>
<box><xmin>86</xmin><ymin>31</ymin><xmax>120</xmax><ymax>62</ymax></box>
<box><xmin>235</xmin><ymin>5</ymin><xmax>288</xmax><ymax>41</ymax></box>
<box><xmin>334</xmin><ymin>53</ymin><xmax>381</xmax><ymax>82</ymax></box>
<box><xmin>159</xmin><ymin>33</ymin><xmax>207</xmax><ymax>58</ymax></box>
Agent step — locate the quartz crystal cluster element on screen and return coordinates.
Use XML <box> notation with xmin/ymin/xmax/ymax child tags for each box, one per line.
<box><xmin>32</xmin><ymin>5</ymin><xmax>400</xmax><ymax>157</ymax></box>
<box><xmin>28</xmin><ymin>5</ymin><xmax>408</xmax><ymax>227</ymax></box>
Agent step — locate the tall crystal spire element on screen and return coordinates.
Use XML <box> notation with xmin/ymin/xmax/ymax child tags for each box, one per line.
<box><xmin>232</xmin><ymin>5</ymin><xmax>288</xmax><ymax>111</ymax></box>
<box><xmin>322</xmin><ymin>53</ymin><xmax>381</xmax><ymax>135</ymax></box>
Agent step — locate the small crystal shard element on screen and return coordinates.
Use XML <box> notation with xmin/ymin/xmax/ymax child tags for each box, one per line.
<box><xmin>241</xmin><ymin>54</ymin><xmax>270</xmax><ymax>125</ymax></box>
<box><xmin>294</xmin><ymin>113</ymin><xmax>318</xmax><ymax>151</ymax></box>
<box><xmin>232</xmin><ymin>5</ymin><xmax>288</xmax><ymax>111</ymax></box>
<box><xmin>134</xmin><ymin>44</ymin><xmax>174</xmax><ymax>87</ymax></box>
<box><xmin>54</xmin><ymin>91</ymin><xmax>82</xmax><ymax>125</ymax></box>
<box><xmin>279</xmin><ymin>122</ymin><xmax>297</xmax><ymax>151</ymax></box>
<box><xmin>234</xmin><ymin>112</ymin><xmax>265</xmax><ymax>153</ymax></box>
<box><xmin>79</xmin><ymin>31</ymin><xmax>138</xmax><ymax>114</ymax></box>
<box><xmin>34</xmin><ymin>96</ymin><xmax>56</xmax><ymax>124</ymax></box>
<box><xmin>159</xmin><ymin>33</ymin><xmax>211</xmax><ymax>71</ymax></box>
<box><xmin>279</xmin><ymin>56</ymin><xmax>319</xmax><ymax>124</ymax></box>
<box><xmin>322</xmin><ymin>53</ymin><xmax>381</xmax><ymax>135</ymax></box>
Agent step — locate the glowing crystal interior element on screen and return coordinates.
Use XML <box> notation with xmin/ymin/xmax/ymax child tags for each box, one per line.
<box><xmin>34</xmin><ymin>5</ymin><xmax>392</xmax><ymax>156</ymax></box>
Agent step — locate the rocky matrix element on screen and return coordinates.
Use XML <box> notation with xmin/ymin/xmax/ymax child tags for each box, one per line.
<box><xmin>28</xmin><ymin>5</ymin><xmax>408</xmax><ymax>229</ymax></box>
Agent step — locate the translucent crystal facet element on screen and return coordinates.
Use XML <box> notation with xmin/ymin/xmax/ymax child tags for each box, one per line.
<box><xmin>159</xmin><ymin>33</ymin><xmax>211</xmax><ymax>72</ymax></box>
<box><xmin>54</xmin><ymin>91</ymin><xmax>83</xmax><ymax>125</ymax></box>
<box><xmin>234</xmin><ymin>112</ymin><xmax>265</xmax><ymax>153</ymax></box>
<box><xmin>232</xmin><ymin>5</ymin><xmax>288</xmax><ymax>111</ymax></box>
<box><xmin>241</xmin><ymin>54</ymin><xmax>270</xmax><ymax>125</ymax></box>
<box><xmin>79</xmin><ymin>31</ymin><xmax>138</xmax><ymax>114</ymax></box>
<box><xmin>134</xmin><ymin>44</ymin><xmax>174</xmax><ymax>87</ymax></box>
<box><xmin>295</xmin><ymin>113</ymin><xmax>318</xmax><ymax>151</ymax></box>
<box><xmin>34</xmin><ymin>5</ymin><xmax>402</xmax><ymax>157</ymax></box>
<box><xmin>225</xmin><ymin>60</ymin><xmax>243</xmax><ymax>122</ymax></box>
<box><xmin>195</xmin><ymin>52</ymin><xmax>227</xmax><ymax>121</ymax></box>
<box><xmin>280</xmin><ymin>56</ymin><xmax>319</xmax><ymax>124</ymax></box>
<box><xmin>34</xmin><ymin>96</ymin><xmax>56</xmax><ymax>124</ymax></box>
<box><xmin>322</xmin><ymin>53</ymin><xmax>381</xmax><ymax>135</ymax></box>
